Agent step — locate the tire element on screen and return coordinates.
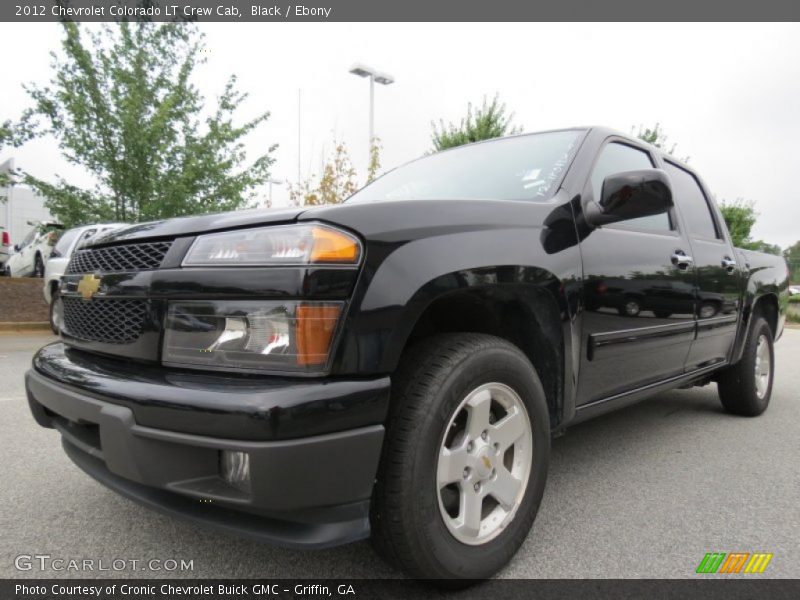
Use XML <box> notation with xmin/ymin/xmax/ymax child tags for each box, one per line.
<box><xmin>370</xmin><ymin>333</ymin><xmax>550</xmax><ymax>582</ymax></box>
<box><xmin>49</xmin><ymin>290</ymin><xmax>63</xmax><ymax>335</ymax></box>
<box><xmin>716</xmin><ymin>317</ymin><xmax>774</xmax><ymax>416</ymax></box>
<box><xmin>699</xmin><ymin>302</ymin><xmax>718</xmax><ymax>319</ymax></box>
<box><xmin>33</xmin><ymin>253</ymin><xmax>44</xmax><ymax>278</ymax></box>
<box><xmin>617</xmin><ymin>298</ymin><xmax>641</xmax><ymax>317</ymax></box>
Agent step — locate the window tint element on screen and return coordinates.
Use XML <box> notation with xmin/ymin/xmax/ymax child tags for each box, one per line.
<box><xmin>591</xmin><ymin>142</ymin><xmax>671</xmax><ymax>232</ymax></box>
<box><xmin>663</xmin><ymin>162</ymin><xmax>719</xmax><ymax>239</ymax></box>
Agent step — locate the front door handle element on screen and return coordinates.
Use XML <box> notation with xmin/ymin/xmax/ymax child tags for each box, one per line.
<box><xmin>721</xmin><ymin>257</ymin><xmax>737</xmax><ymax>273</ymax></box>
<box><xmin>671</xmin><ymin>251</ymin><xmax>694</xmax><ymax>269</ymax></box>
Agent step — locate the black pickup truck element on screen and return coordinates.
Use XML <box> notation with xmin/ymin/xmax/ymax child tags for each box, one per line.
<box><xmin>26</xmin><ymin>127</ymin><xmax>789</xmax><ymax>580</ymax></box>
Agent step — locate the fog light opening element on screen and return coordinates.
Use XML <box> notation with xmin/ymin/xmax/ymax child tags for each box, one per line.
<box><xmin>220</xmin><ymin>450</ymin><xmax>251</xmax><ymax>493</ymax></box>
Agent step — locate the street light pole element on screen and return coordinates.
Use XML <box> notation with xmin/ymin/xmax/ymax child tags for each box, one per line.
<box><xmin>349</xmin><ymin>63</ymin><xmax>394</xmax><ymax>160</ymax></box>
<box><xmin>369</xmin><ymin>75</ymin><xmax>374</xmax><ymax>153</ymax></box>
<box><xmin>297</xmin><ymin>88</ymin><xmax>301</xmax><ymax>183</ymax></box>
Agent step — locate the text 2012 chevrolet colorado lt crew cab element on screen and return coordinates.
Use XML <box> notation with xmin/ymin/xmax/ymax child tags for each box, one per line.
<box><xmin>26</xmin><ymin>127</ymin><xmax>789</xmax><ymax>580</ymax></box>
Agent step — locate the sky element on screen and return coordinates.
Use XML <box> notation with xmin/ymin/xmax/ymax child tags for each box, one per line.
<box><xmin>1</xmin><ymin>22</ymin><xmax>798</xmax><ymax>248</ymax></box>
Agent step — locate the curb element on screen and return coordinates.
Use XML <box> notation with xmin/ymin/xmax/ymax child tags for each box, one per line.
<box><xmin>0</xmin><ymin>322</ymin><xmax>51</xmax><ymax>332</ymax></box>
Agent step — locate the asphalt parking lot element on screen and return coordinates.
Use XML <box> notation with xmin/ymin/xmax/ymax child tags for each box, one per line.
<box><xmin>1</xmin><ymin>330</ymin><xmax>798</xmax><ymax>579</ymax></box>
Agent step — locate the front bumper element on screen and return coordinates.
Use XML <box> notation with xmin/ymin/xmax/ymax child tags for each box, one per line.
<box><xmin>26</xmin><ymin>344</ymin><xmax>390</xmax><ymax>548</ymax></box>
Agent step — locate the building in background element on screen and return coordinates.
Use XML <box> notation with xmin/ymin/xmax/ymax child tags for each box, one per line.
<box><xmin>1</xmin><ymin>158</ymin><xmax>56</xmax><ymax>246</ymax></box>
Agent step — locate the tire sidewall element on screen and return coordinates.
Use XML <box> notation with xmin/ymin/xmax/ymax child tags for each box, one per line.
<box><xmin>49</xmin><ymin>292</ymin><xmax>61</xmax><ymax>335</ymax></box>
<box><xmin>404</xmin><ymin>346</ymin><xmax>550</xmax><ymax>578</ymax></box>
<box><xmin>746</xmin><ymin>319</ymin><xmax>774</xmax><ymax>411</ymax></box>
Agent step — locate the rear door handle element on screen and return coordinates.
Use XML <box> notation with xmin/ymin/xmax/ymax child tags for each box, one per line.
<box><xmin>671</xmin><ymin>251</ymin><xmax>694</xmax><ymax>269</ymax></box>
<box><xmin>721</xmin><ymin>257</ymin><xmax>737</xmax><ymax>273</ymax></box>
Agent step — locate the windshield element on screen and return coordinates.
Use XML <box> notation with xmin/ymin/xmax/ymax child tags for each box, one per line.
<box><xmin>347</xmin><ymin>130</ymin><xmax>583</xmax><ymax>204</ymax></box>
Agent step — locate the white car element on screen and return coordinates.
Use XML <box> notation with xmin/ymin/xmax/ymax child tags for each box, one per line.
<box><xmin>44</xmin><ymin>223</ymin><xmax>126</xmax><ymax>333</ymax></box>
<box><xmin>3</xmin><ymin>222</ymin><xmax>63</xmax><ymax>278</ymax></box>
<box><xmin>790</xmin><ymin>285</ymin><xmax>800</xmax><ymax>296</ymax></box>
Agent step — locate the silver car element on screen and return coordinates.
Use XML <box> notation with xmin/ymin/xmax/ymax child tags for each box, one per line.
<box><xmin>44</xmin><ymin>223</ymin><xmax>126</xmax><ymax>332</ymax></box>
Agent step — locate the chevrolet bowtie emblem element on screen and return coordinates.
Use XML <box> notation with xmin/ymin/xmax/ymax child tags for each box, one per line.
<box><xmin>77</xmin><ymin>274</ymin><xmax>101</xmax><ymax>300</ymax></box>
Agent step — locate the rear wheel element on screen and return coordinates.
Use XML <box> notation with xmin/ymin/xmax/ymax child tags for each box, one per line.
<box><xmin>716</xmin><ymin>317</ymin><xmax>774</xmax><ymax>416</ymax></box>
<box><xmin>370</xmin><ymin>333</ymin><xmax>550</xmax><ymax>581</ymax></box>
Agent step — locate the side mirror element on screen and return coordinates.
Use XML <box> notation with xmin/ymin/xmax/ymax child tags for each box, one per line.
<box><xmin>586</xmin><ymin>169</ymin><xmax>673</xmax><ymax>227</ymax></box>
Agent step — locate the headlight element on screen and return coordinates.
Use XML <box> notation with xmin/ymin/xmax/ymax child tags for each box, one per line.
<box><xmin>163</xmin><ymin>300</ymin><xmax>343</xmax><ymax>373</ymax></box>
<box><xmin>182</xmin><ymin>223</ymin><xmax>361</xmax><ymax>267</ymax></box>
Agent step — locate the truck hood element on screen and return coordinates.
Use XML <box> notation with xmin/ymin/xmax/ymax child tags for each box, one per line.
<box><xmin>89</xmin><ymin>206</ymin><xmax>306</xmax><ymax>246</ymax></box>
<box><xmin>300</xmin><ymin>197</ymin><xmax>558</xmax><ymax>241</ymax></box>
<box><xmin>90</xmin><ymin>197</ymin><xmax>559</xmax><ymax>247</ymax></box>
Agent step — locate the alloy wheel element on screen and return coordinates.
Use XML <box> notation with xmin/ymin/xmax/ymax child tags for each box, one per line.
<box><xmin>754</xmin><ymin>334</ymin><xmax>771</xmax><ymax>399</ymax></box>
<box><xmin>436</xmin><ymin>383</ymin><xmax>533</xmax><ymax>546</ymax></box>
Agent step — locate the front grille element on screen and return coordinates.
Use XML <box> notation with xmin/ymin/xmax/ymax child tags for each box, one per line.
<box><xmin>62</xmin><ymin>297</ymin><xmax>147</xmax><ymax>344</ymax></box>
<box><xmin>67</xmin><ymin>241</ymin><xmax>172</xmax><ymax>274</ymax></box>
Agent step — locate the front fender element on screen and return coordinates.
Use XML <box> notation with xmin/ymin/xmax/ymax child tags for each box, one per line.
<box><xmin>331</xmin><ymin>225</ymin><xmax>581</xmax><ymax>377</ymax></box>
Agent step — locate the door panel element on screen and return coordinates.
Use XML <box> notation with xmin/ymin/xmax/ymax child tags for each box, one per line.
<box><xmin>663</xmin><ymin>162</ymin><xmax>740</xmax><ymax>369</ymax></box>
<box><xmin>578</xmin><ymin>228</ymin><xmax>696</xmax><ymax>404</ymax></box>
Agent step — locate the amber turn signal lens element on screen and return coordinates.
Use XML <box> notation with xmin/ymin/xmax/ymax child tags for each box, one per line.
<box><xmin>310</xmin><ymin>226</ymin><xmax>360</xmax><ymax>263</ymax></box>
<box><xmin>295</xmin><ymin>303</ymin><xmax>343</xmax><ymax>366</ymax></box>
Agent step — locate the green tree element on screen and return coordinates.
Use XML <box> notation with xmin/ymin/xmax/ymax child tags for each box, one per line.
<box><xmin>366</xmin><ymin>137</ymin><xmax>382</xmax><ymax>183</ymax></box>
<box><xmin>785</xmin><ymin>241</ymin><xmax>800</xmax><ymax>283</ymax></box>
<box><xmin>18</xmin><ymin>22</ymin><xmax>276</xmax><ymax>227</ymax></box>
<box><xmin>719</xmin><ymin>199</ymin><xmax>758</xmax><ymax>247</ymax></box>
<box><xmin>746</xmin><ymin>240</ymin><xmax>782</xmax><ymax>256</ymax></box>
<box><xmin>431</xmin><ymin>94</ymin><xmax>521</xmax><ymax>151</ymax></box>
<box><xmin>288</xmin><ymin>140</ymin><xmax>359</xmax><ymax>206</ymax></box>
<box><xmin>718</xmin><ymin>198</ymin><xmax>781</xmax><ymax>254</ymax></box>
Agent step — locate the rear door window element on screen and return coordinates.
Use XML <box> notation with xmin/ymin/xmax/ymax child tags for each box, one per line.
<box><xmin>663</xmin><ymin>162</ymin><xmax>720</xmax><ymax>240</ymax></box>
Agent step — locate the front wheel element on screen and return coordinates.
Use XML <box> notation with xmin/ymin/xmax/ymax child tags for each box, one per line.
<box><xmin>716</xmin><ymin>317</ymin><xmax>774</xmax><ymax>416</ymax></box>
<box><xmin>618</xmin><ymin>298</ymin><xmax>641</xmax><ymax>317</ymax></box>
<box><xmin>370</xmin><ymin>333</ymin><xmax>550</xmax><ymax>581</ymax></box>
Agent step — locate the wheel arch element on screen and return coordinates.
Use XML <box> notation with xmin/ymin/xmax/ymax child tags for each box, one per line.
<box><xmin>731</xmin><ymin>292</ymin><xmax>780</xmax><ymax>365</ymax></box>
<box><xmin>752</xmin><ymin>292</ymin><xmax>779</xmax><ymax>339</ymax></box>
<box><xmin>383</xmin><ymin>266</ymin><xmax>569</xmax><ymax>430</ymax></box>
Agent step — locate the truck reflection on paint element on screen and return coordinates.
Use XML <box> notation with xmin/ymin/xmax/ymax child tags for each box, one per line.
<box><xmin>585</xmin><ymin>276</ymin><xmax>737</xmax><ymax>319</ymax></box>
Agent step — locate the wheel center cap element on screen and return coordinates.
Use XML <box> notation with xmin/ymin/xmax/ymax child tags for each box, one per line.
<box><xmin>475</xmin><ymin>447</ymin><xmax>494</xmax><ymax>479</ymax></box>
